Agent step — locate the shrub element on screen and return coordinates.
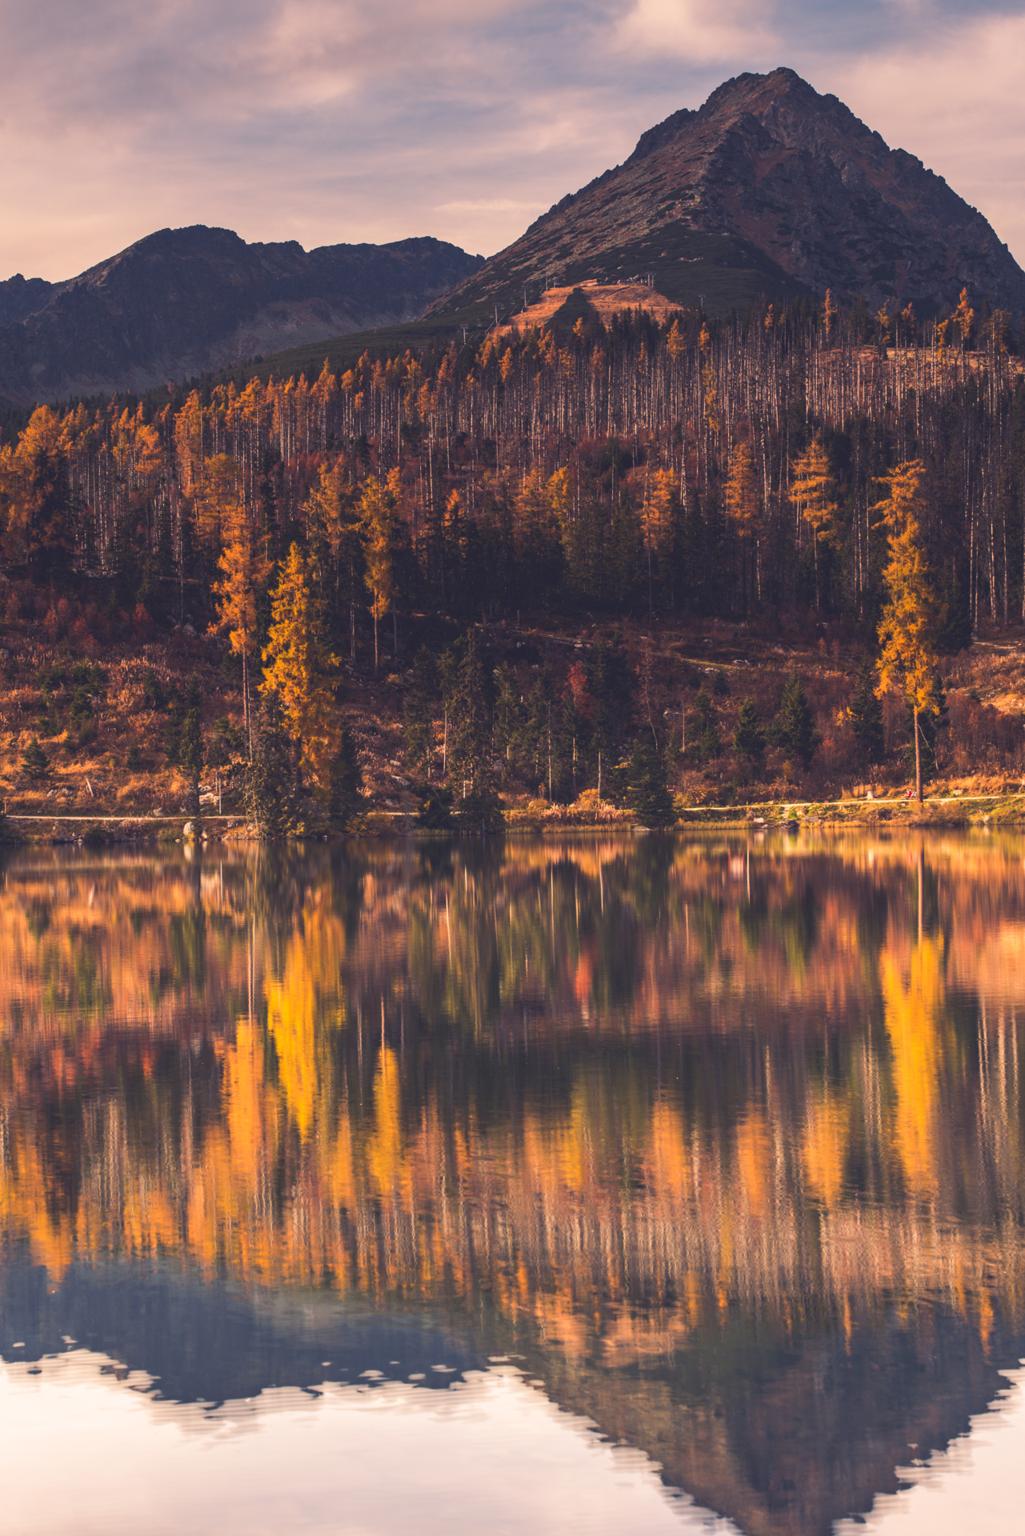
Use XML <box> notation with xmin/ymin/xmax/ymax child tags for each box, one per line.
<box><xmin>415</xmin><ymin>783</ymin><xmax>455</xmax><ymax>829</ymax></box>
<box><xmin>21</xmin><ymin>737</ymin><xmax>49</xmax><ymax>779</ymax></box>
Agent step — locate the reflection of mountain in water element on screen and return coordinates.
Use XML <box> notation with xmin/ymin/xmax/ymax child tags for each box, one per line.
<box><xmin>2</xmin><ymin>836</ymin><xmax>1025</xmax><ymax>1535</ymax></box>
<box><xmin>1</xmin><ymin>1249</ymin><xmax>1018</xmax><ymax>1536</ymax></box>
<box><xmin>0</xmin><ymin>1259</ymin><xmax>484</xmax><ymax>1404</ymax></box>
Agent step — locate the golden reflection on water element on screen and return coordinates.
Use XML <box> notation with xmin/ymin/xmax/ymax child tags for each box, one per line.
<box><xmin>3</xmin><ymin>831</ymin><xmax>1025</xmax><ymax>1535</ymax></box>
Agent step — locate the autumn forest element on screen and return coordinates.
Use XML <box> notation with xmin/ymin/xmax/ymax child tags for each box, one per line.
<box><xmin>1</xmin><ymin>293</ymin><xmax>1024</xmax><ymax>824</ymax></box>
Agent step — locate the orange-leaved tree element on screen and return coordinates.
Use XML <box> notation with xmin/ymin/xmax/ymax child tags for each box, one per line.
<box><xmin>873</xmin><ymin>459</ymin><xmax>940</xmax><ymax>802</ymax></box>
<box><xmin>789</xmin><ymin>432</ymin><xmax>838</xmax><ymax>610</ymax></box>
<box><xmin>638</xmin><ymin>467</ymin><xmax>677</xmax><ymax>614</ymax></box>
<box><xmin>303</xmin><ymin>459</ymin><xmax>361</xmax><ymax>660</ymax></box>
<box><xmin>724</xmin><ymin>438</ymin><xmax>761</xmax><ymax>608</ymax></box>
<box><xmin>260</xmin><ymin>543</ymin><xmax>340</xmax><ymax>788</ymax></box>
<box><xmin>358</xmin><ymin>470</ymin><xmax>401</xmax><ymax>672</ymax></box>
<box><xmin>200</xmin><ymin>453</ymin><xmax>270</xmax><ymax>755</ymax></box>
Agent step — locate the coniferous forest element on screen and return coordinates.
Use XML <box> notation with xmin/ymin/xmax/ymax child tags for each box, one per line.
<box><xmin>2</xmin><ymin>293</ymin><xmax>1025</xmax><ymax>827</ymax></box>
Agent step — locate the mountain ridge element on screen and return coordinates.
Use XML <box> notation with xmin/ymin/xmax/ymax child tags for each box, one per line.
<box><xmin>0</xmin><ymin>226</ymin><xmax>483</xmax><ymax>405</ymax></box>
<box><xmin>5</xmin><ymin>69</ymin><xmax>1025</xmax><ymax>407</ymax></box>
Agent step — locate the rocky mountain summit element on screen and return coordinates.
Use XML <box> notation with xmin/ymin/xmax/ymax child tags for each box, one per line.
<box><xmin>432</xmin><ymin>68</ymin><xmax>1025</xmax><ymax>321</ymax></box>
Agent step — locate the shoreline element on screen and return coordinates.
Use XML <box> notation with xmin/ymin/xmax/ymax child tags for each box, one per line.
<box><xmin>5</xmin><ymin>791</ymin><xmax>1025</xmax><ymax>844</ymax></box>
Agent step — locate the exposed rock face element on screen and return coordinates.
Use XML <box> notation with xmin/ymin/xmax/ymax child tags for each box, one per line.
<box><xmin>432</xmin><ymin>68</ymin><xmax>1025</xmax><ymax>322</ymax></box>
<box><xmin>0</xmin><ymin>226</ymin><xmax>483</xmax><ymax>403</ymax></box>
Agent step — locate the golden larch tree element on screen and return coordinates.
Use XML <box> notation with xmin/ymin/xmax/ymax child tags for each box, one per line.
<box><xmin>213</xmin><ymin>521</ymin><xmax>271</xmax><ymax>752</ymax></box>
<box><xmin>789</xmin><ymin>432</ymin><xmax>838</xmax><ymax>609</ymax></box>
<box><xmin>873</xmin><ymin>459</ymin><xmax>940</xmax><ymax>802</ymax></box>
<box><xmin>639</xmin><ymin>468</ymin><xmax>676</xmax><ymax>555</ymax></box>
<box><xmin>724</xmin><ymin>438</ymin><xmax>761</xmax><ymax>606</ymax></box>
<box><xmin>303</xmin><ymin>459</ymin><xmax>364</xmax><ymax>661</ymax></box>
<box><xmin>639</xmin><ymin>467</ymin><xmax>677</xmax><ymax>613</ymax></box>
<box><xmin>358</xmin><ymin>470</ymin><xmax>401</xmax><ymax>672</ymax></box>
<box><xmin>953</xmin><ymin>287</ymin><xmax>974</xmax><ymax>350</ymax></box>
<box><xmin>200</xmin><ymin>453</ymin><xmax>270</xmax><ymax>751</ymax></box>
<box><xmin>260</xmin><ymin>543</ymin><xmax>340</xmax><ymax>786</ymax></box>
<box><xmin>303</xmin><ymin>459</ymin><xmax>351</xmax><ymax>565</ymax></box>
<box><xmin>725</xmin><ymin>441</ymin><xmax>759</xmax><ymax>533</ymax></box>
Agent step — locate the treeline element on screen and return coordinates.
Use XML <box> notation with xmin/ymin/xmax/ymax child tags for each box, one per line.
<box><xmin>1</xmin><ymin>294</ymin><xmax>1022</xmax><ymax>632</ymax></box>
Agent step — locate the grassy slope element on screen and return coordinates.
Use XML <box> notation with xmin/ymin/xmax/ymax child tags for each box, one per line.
<box><xmin>4</xmin><ymin>610</ymin><xmax>1025</xmax><ymax>834</ymax></box>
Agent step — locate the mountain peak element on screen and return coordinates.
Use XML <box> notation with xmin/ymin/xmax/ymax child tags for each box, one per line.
<box><xmin>702</xmin><ymin>65</ymin><xmax>814</xmax><ymax>110</ymax></box>
<box><xmin>630</xmin><ymin>67</ymin><xmax>821</xmax><ymax>162</ymax></box>
<box><xmin>431</xmin><ymin>69</ymin><xmax>1025</xmax><ymax>323</ymax></box>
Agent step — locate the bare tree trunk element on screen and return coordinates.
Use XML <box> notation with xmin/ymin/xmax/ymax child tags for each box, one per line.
<box><xmin>914</xmin><ymin>705</ymin><xmax>923</xmax><ymax>803</ymax></box>
<box><xmin>242</xmin><ymin>649</ymin><xmax>252</xmax><ymax>761</ymax></box>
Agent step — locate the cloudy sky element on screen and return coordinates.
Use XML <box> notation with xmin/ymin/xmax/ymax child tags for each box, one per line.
<box><xmin>3</xmin><ymin>0</ymin><xmax>1024</xmax><ymax>281</ymax></box>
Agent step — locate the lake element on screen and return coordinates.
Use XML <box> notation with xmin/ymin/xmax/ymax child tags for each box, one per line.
<box><xmin>2</xmin><ymin>832</ymin><xmax>1025</xmax><ymax>1535</ymax></box>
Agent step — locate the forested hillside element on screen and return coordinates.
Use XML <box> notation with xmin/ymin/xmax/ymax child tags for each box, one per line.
<box><xmin>2</xmin><ymin>292</ymin><xmax>1024</xmax><ymax>825</ymax></box>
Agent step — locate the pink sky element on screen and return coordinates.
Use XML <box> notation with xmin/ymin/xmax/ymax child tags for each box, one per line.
<box><xmin>2</xmin><ymin>1</ymin><xmax>1024</xmax><ymax>281</ymax></box>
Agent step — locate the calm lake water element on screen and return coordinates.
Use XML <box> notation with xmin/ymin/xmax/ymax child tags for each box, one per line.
<box><xmin>3</xmin><ymin>832</ymin><xmax>1025</xmax><ymax>1535</ymax></box>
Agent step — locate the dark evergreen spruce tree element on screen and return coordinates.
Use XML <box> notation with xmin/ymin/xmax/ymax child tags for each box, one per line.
<box><xmin>402</xmin><ymin>647</ymin><xmax>438</xmax><ymax>778</ymax></box>
<box><xmin>20</xmin><ymin>736</ymin><xmax>49</xmax><ymax>780</ymax></box>
<box><xmin>732</xmin><ymin>700</ymin><xmax>765</xmax><ymax>774</ymax></box>
<box><xmin>178</xmin><ymin>702</ymin><xmax>203</xmax><ymax>818</ymax></box>
<box><xmin>414</xmin><ymin>782</ymin><xmax>455</xmax><ymax>829</ymax></box>
<box><xmin>689</xmin><ymin>689</ymin><xmax>721</xmax><ymax>763</ymax></box>
<box><xmin>327</xmin><ymin>725</ymin><xmax>364</xmax><ymax>830</ymax></box>
<box><xmin>246</xmin><ymin>695</ymin><xmax>301</xmax><ymax>837</ymax></box>
<box><xmin>443</xmin><ymin>630</ymin><xmax>493</xmax><ymax>793</ymax></box>
<box><xmin>936</xmin><ymin>568</ymin><xmax>973</xmax><ymax>654</ymax></box>
<box><xmin>772</xmin><ymin>675</ymin><xmax>818</xmax><ymax>768</ymax></box>
<box><xmin>624</xmin><ymin>735</ymin><xmax>675</xmax><ymax>827</ymax></box>
<box><xmin>850</xmin><ymin>660</ymin><xmax>886</xmax><ymax>767</ymax></box>
<box><xmin>443</xmin><ymin>629</ymin><xmax>503</xmax><ymax>829</ymax></box>
<box><xmin>586</xmin><ymin>638</ymin><xmax>635</xmax><ymax>796</ymax></box>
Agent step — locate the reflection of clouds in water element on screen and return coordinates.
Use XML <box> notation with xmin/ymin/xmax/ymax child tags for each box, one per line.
<box><xmin>837</xmin><ymin>1366</ymin><xmax>1025</xmax><ymax>1536</ymax></box>
<box><xmin>0</xmin><ymin>1353</ymin><xmax>734</xmax><ymax>1536</ymax></box>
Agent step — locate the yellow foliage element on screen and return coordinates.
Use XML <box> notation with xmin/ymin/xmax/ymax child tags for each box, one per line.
<box><xmin>724</xmin><ymin>440</ymin><xmax>760</xmax><ymax>536</ymax></box>
<box><xmin>881</xmin><ymin>936</ymin><xmax>946</xmax><ymax>1196</ymax></box>
<box><xmin>874</xmin><ymin>460</ymin><xmax>940</xmax><ymax>725</ymax></box>
<box><xmin>789</xmin><ymin>433</ymin><xmax>838</xmax><ymax>546</ymax></box>
<box><xmin>260</xmin><ymin>542</ymin><xmax>340</xmax><ymax>783</ymax></box>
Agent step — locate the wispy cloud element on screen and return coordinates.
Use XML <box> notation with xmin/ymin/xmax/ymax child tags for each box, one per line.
<box><xmin>615</xmin><ymin>0</ymin><xmax>778</xmax><ymax>63</ymax></box>
<box><xmin>439</xmin><ymin>200</ymin><xmax>543</xmax><ymax>214</ymax></box>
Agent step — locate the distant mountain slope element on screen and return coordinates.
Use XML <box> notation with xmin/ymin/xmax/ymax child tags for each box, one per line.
<box><xmin>0</xmin><ymin>227</ymin><xmax>483</xmax><ymax>403</ymax></box>
<box><xmin>431</xmin><ymin>67</ymin><xmax>1025</xmax><ymax>322</ymax></box>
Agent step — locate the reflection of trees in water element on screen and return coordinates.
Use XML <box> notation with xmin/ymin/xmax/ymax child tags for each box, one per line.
<box><xmin>3</xmin><ymin>836</ymin><xmax>1025</xmax><ymax>1532</ymax></box>
<box><xmin>2</xmin><ymin>837</ymin><xmax>1024</xmax><ymax>1303</ymax></box>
